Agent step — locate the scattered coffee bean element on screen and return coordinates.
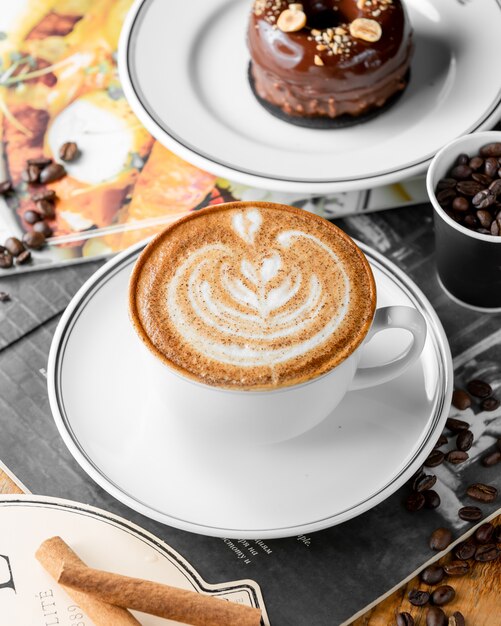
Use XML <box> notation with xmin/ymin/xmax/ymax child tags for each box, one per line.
<box><xmin>456</xmin><ymin>430</ymin><xmax>474</xmax><ymax>452</ymax></box>
<box><xmin>406</xmin><ymin>492</ymin><xmax>425</xmax><ymax>512</ymax></box>
<box><xmin>0</xmin><ymin>291</ymin><xmax>11</xmax><ymax>302</ymax></box>
<box><xmin>0</xmin><ymin>253</ymin><xmax>13</xmax><ymax>269</ymax></box>
<box><xmin>420</xmin><ymin>565</ymin><xmax>445</xmax><ymax>585</ymax></box>
<box><xmin>452</xmin><ymin>197</ymin><xmax>469</xmax><ymax>212</ymax></box>
<box><xmin>481</xmin><ymin>396</ymin><xmax>500</xmax><ymax>411</ymax></box>
<box><xmin>454</xmin><ymin>538</ymin><xmax>476</xmax><ymax>560</ymax></box>
<box><xmin>23</xmin><ymin>209</ymin><xmax>42</xmax><ymax>225</ymax></box>
<box><xmin>39</xmin><ymin>162</ymin><xmax>66</xmax><ymax>184</ymax></box>
<box><xmin>435</xmin><ymin>434</ymin><xmax>448</xmax><ymax>448</ymax></box>
<box><xmin>482</xmin><ymin>450</ymin><xmax>501</xmax><ymax>467</ymax></box>
<box><xmin>448</xmin><ymin>612</ymin><xmax>466</xmax><ymax>626</ymax></box>
<box><xmin>424</xmin><ymin>450</ymin><xmax>445</xmax><ymax>468</ymax></box>
<box><xmin>413</xmin><ymin>473</ymin><xmax>437</xmax><ymax>492</ymax></box>
<box><xmin>458</xmin><ymin>506</ymin><xmax>482</xmax><ymax>522</ymax></box>
<box><xmin>15</xmin><ymin>249</ymin><xmax>31</xmax><ymax>265</ymax></box>
<box><xmin>31</xmin><ymin>189</ymin><xmax>56</xmax><ymax>202</ymax></box>
<box><xmin>430</xmin><ymin>528</ymin><xmax>453</xmax><ymax>551</ymax></box>
<box><xmin>397</xmin><ymin>612</ymin><xmax>414</xmax><ymax>626</ymax></box>
<box><xmin>474</xmin><ymin>543</ymin><xmax>499</xmax><ymax>562</ymax></box>
<box><xmin>408</xmin><ymin>589</ymin><xmax>430</xmax><ymax>606</ymax></box>
<box><xmin>22</xmin><ymin>231</ymin><xmax>45</xmax><ymax>250</ymax></box>
<box><xmin>59</xmin><ymin>141</ymin><xmax>79</xmax><ymax>162</ymax></box>
<box><xmin>467</xmin><ymin>483</ymin><xmax>497</xmax><ymax>503</ymax></box>
<box><xmin>480</xmin><ymin>142</ymin><xmax>501</xmax><ymax>157</ymax></box>
<box><xmin>467</xmin><ymin>379</ymin><xmax>492</xmax><ymax>398</ymax></box>
<box><xmin>0</xmin><ymin>180</ymin><xmax>13</xmax><ymax>194</ymax></box>
<box><xmin>446</xmin><ymin>450</ymin><xmax>468</xmax><ymax>464</ymax></box>
<box><xmin>427</xmin><ymin>607</ymin><xmax>446</xmax><ymax>626</ymax></box>
<box><xmin>452</xmin><ymin>390</ymin><xmax>471</xmax><ymax>410</ymax></box>
<box><xmin>443</xmin><ymin>560</ymin><xmax>469</xmax><ymax>576</ymax></box>
<box><xmin>431</xmin><ymin>585</ymin><xmax>455</xmax><ymax>606</ymax></box>
<box><xmin>22</xmin><ymin>164</ymin><xmax>40</xmax><ymax>184</ymax></box>
<box><xmin>33</xmin><ymin>220</ymin><xmax>53</xmax><ymax>237</ymax></box>
<box><xmin>446</xmin><ymin>418</ymin><xmax>469</xmax><ymax>433</ymax></box>
<box><xmin>485</xmin><ymin>157</ymin><xmax>499</xmax><ymax>178</ymax></box>
<box><xmin>424</xmin><ymin>490</ymin><xmax>441</xmax><ymax>510</ymax></box>
<box><xmin>36</xmin><ymin>198</ymin><xmax>56</xmax><ymax>219</ymax></box>
<box><xmin>4</xmin><ymin>237</ymin><xmax>25</xmax><ymax>257</ymax></box>
<box><xmin>475</xmin><ymin>522</ymin><xmax>495</xmax><ymax>544</ymax></box>
<box><xmin>27</xmin><ymin>156</ymin><xmax>52</xmax><ymax>167</ymax></box>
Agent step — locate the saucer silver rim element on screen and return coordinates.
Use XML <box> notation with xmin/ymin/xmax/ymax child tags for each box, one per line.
<box><xmin>47</xmin><ymin>240</ymin><xmax>453</xmax><ymax>538</ymax></box>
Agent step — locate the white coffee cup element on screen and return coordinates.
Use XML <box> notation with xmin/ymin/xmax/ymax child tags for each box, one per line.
<box><xmin>130</xmin><ymin>205</ymin><xmax>427</xmax><ymax>445</ymax></box>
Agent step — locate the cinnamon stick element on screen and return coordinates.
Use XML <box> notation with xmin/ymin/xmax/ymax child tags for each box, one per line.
<box><xmin>36</xmin><ymin>537</ymin><xmax>140</xmax><ymax>626</ymax></box>
<box><xmin>57</xmin><ymin>561</ymin><xmax>262</xmax><ymax>626</ymax></box>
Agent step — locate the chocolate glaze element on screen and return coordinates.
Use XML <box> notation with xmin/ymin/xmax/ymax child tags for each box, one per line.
<box><xmin>247</xmin><ymin>0</ymin><xmax>413</xmax><ymax>120</ymax></box>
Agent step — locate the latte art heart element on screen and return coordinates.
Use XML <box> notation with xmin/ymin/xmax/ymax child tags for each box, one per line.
<box><xmin>130</xmin><ymin>203</ymin><xmax>375</xmax><ymax>389</ymax></box>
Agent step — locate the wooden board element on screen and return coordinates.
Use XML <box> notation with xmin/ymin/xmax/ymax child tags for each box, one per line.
<box><xmin>0</xmin><ymin>464</ymin><xmax>27</xmax><ymax>495</ymax></box>
<box><xmin>345</xmin><ymin>510</ymin><xmax>501</xmax><ymax>626</ymax></box>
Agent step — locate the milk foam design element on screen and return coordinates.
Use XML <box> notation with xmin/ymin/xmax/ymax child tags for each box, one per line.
<box><xmin>167</xmin><ymin>209</ymin><xmax>350</xmax><ymax>367</ymax></box>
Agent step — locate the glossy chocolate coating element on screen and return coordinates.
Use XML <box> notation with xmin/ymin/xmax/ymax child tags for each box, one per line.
<box><xmin>248</xmin><ymin>0</ymin><xmax>413</xmax><ymax>119</ymax></box>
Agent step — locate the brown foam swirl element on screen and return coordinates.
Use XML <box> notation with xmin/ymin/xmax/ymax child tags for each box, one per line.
<box><xmin>130</xmin><ymin>203</ymin><xmax>376</xmax><ymax>389</ymax></box>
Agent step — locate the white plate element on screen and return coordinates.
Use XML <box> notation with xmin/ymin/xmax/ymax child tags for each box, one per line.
<box><xmin>0</xmin><ymin>494</ymin><xmax>268</xmax><ymax>625</ymax></box>
<box><xmin>47</xmin><ymin>240</ymin><xmax>452</xmax><ymax>539</ymax></box>
<box><xmin>119</xmin><ymin>0</ymin><xmax>501</xmax><ymax>194</ymax></box>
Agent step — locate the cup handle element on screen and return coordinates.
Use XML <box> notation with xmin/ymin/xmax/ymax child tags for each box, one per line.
<box><xmin>349</xmin><ymin>306</ymin><xmax>427</xmax><ymax>391</ymax></box>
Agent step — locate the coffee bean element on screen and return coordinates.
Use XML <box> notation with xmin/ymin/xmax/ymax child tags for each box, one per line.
<box><xmin>463</xmin><ymin>214</ymin><xmax>478</xmax><ymax>228</ymax></box>
<box><xmin>476</xmin><ymin>209</ymin><xmax>493</xmax><ymax>228</ymax></box>
<box><xmin>482</xmin><ymin>450</ymin><xmax>501</xmax><ymax>467</ymax></box>
<box><xmin>22</xmin><ymin>164</ymin><xmax>40</xmax><ymax>184</ymax></box>
<box><xmin>413</xmin><ymin>473</ymin><xmax>437</xmax><ymax>492</ymax></box>
<box><xmin>481</xmin><ymin>396</ymin><xmax>499</xmax><ymax>411</ymax></box>
<box><xmin>437</xmin><ymin>188</ymin><xmax>457</xmax><ymax>206</ymax></box>
<box><xmin>454</xmin><ymin>538</ymin><xmax>476</xmax><ymax>560</ymax></box>
<box><xmin>455</xmin><ymin>153</ymin><xmax>469</xmax><ymax>166</ymax></box>
<box><xmin>59</xmin><ymin>141</ymin><xmax>79</xmax><ymax>162</ymax></box>
<box><xmin>472</xmin><ymin>190</ymin><xmax>495</xmax><ymax>208</ymax></box>
<box><xmin>475</xmin><ymin>522</ymin><xmax>495</xmax><ymax>543</ymax></box>
<box><xmin>469</xmin><ymin>156</ymin><xmax>484</xmax><ymax>170</ymax></box>
<box><xmin>451</xmin><ymin>197</ymin><xmax>469</xmax><ymax>212</ymax></box>
<box><xmin>491</xmin><ymin>220</ymin><xmax>500</xmax><ymax>236</ymax></box>
<box><xmin>467</xmin><ymin>483</ymin><xmax>497</xmax><ymax>503</ymax></box>
<box><xmin>437</xmin><ymin>178</ymin><xmax>457</xmax><ymax>190</ymax></box>
<box><xmin>446</xmin><ymin>450</ymin><xmax>468</xmax><ymax>464</ymax></box>
<box><xmin>396</xmin><ymin>612</ymin><xmax>414</xmax><ymax>626</ymax></box>
<box><xmin>452</xmin><ymin>390</ymin><xmax>471</xmax><ymax>410</ymax></box>
<box><xmin>430</xmin><ymin>527</ymin><xmax>453</xmax><ymax>551</ymax></box>
<box><xmin>23</xmin><ymin>210</ymin><xmax>42</xmax><ymax>225</ymax></box>
<box><xmin>446</xmin><ymin>418</ymin><xmax>469</xmax><ymax>432</ymax></box>
<box><xmin>448</xmin><ymin>612</ymin><xmax>465</xmax><ymax>626</ymax></box>
<box><xmin>489</xmin><ymin>178</ymin><xmax>501</xmax><ymax>196</ymax></box>
<box><xmin>424</xmin><ymin>450</ymin><xmax>444</xmax><ymax>468</ymax></box>
<box><xmin>443</xmin><ymin>560</ymin><xmax>470</xmax><ymax>576</ymax></box>
<box><xmin>474</xmin><ymin>543</ymin><xmax>499</xmax><ymax>562</ymax></box>
<box><xmin>33</xmin><ymin>220</ymin><xmax>53</xmax><ymax>237</ymax></box>
<box><xmin>471</xmin><ymin>172</ymin><xmax>493</xmax><ymax>186</ymax></box>
<box><xmin>22</xmin><ymin>231</ymin><xmax>45</xmax><ymax>250</ymax></box>
<box><xmin>480</xmin><ymin>142</ymin><xmax>501</xmax><ymax>157</ymax></box>
<box><xmin>0</xmin><ymin>291</ymin><xmax>11</xmax><ymax>302</ymax></box>
<box><xmin>427</xmin><ymin>607</ymin><xmax>446</xmax><ymax>626</ymax></box>
<box><xmin>424</xmin><ymin>490</ymin><xmax>441</xmax><ymax>510</ymax></box>
<box><xmin>4</xmin><ymin>237</ymin><xmax>25</xmax><ymax>256</ymax></box>
<box><xmin>39</xmin><ymin>162</ymin><xmax>66</xmax><ymax>184</ymax></box>
<box><xmin>420</xmin><ymin>565</ymin><xmax>445</xmax><ymax>585</ymax></box>
<box><xmin>451</xmin><ymin>165</ymin><xmax>472</xmax><ymax>180</ymax></box>
<box><xmin>27</xmin><ymin>156</ymin><xmax>52</xmax><ymax>167</ymax></box>
<box><xmin>36</xmin><ymin>199</ymin><xmax>56</xmax><ymax>219</ymax></box>
<box><xmin>431</xmin><ymin>585</ymin><xmax>455</xmax><ymax>606</ymax></box>
<box><xmin>434</xmin><ymin>434</ymin><xmax>448</xmax><ymax>448</ymax></box>
<box><xmin>31</xmin><ymin>189</ymin><xmax>56</xmax><ymax>202</ymax></box>
<box><xmin>485</xmin><ymin>157</ymin><xmax>499</xmax><ymax>178</ymax></box>
<box><xmin>0</xmin><ymin>180</ymin><xmax>13</xmax><ymax>194</ymax></box>
<box><xmin>405</xmin><ymin>492</ymin><xmax>425</xmax><ymax>512</ymax></box>
<box><xmin>456</xmin><ymin>180</ymin><xmax>482</xmax><ymax>196</ymax></box>
<box><xmin>15</xmin><ymin>249</ymin><xmax>31</xmax><ymax>265</ymax></box>
<box><xmin>456</xmin><ymin>430</ymin><xmax>473</xmax><ymax>452</ymax></box>
<box><xmin>408</xmin><ymin>589</ymin><xmax>430</xmax><ymax>606</ymax></box>
<box><xmin>458</xmin><ymin>506</ymin><xmax>482</xmax><ymax>522</ymax></box>
<box><xmin>0</xmin><ymin>252</ymin><xmax>13</xmax><ymax>268</ymax></box>
<box><xmin>467</xmin><ymin>379</ymin><xmax>492</xmax><ymax>398</ymax></box>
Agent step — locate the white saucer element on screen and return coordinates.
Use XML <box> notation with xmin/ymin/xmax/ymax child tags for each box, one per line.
<box><xmin>119</xmin><ymin>0</ymin><xmax>501</xmax><ymax>194</ymax></box>
<box><xmin>0</xmin><ymin>494</ymin><xmax>268</xmax><ymax>625</ymax></box>
<box><xmin>47</xmin><ymin>240</ymin><xmax>452</xmax><ymax>539</ymax></box>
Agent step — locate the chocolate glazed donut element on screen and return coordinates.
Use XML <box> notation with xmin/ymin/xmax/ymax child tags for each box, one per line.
<box><xmin>247</xmin><ymin>0</ymin><xmax>413</xmax><ymax>127</ymax></box>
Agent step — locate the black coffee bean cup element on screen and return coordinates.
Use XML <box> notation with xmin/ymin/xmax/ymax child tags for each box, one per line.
<box><xmin>427</xmin><ymin>132</ymin><xmax>501</xmax><ymax>311</ymax></box>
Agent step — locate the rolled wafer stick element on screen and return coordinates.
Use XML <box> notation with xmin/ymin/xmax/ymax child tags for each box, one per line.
<box><xmin>57</xmin><ymin>561</ymin><xmax>263</xmax><ymax>626</ymax></box>
<box><xmin>35</xmin><ymin>537</ymin><xmax>141</xmax><ymax>626</ymax></box>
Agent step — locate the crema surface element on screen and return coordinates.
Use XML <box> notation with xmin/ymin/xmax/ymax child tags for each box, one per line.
<box><xmin>130</xmin><ymin>203</ymin><xmax>376</xmax><ymax>389</ymax></box>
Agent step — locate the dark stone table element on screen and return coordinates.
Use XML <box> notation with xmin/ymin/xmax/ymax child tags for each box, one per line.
<box><xmin>1</xmin><ymin>203</ymin><xmax>500</xmax><ymax>625</ymax></box>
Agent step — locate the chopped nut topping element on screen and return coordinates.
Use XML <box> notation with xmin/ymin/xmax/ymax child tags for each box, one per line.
<box><xmin>349</xmin><ymin>17</ymin><xmax>382</xmax><ymax>42</ymax></box>
<box><xmin>277</xmin><ymin>7</ymin><xmax>307</xmax><ymax>32</ymax></box>
<box><xmin>314</xmin><ymin>54</ymin><xmax>324</xmax><ymax>66</ymax></box>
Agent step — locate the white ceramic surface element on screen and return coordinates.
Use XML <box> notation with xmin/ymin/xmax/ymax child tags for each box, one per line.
<box><xmin>0</xmin><ymin>495</ymin><xmax>268</xmax><ymax>625</ymax></box>
<box><xmin>119</xmin><ymin>0</ymin><xmax>501</xmax><ymax>194</ymax></box>
<box><xmin>47</xmin><ymin>240</ymin><xmax>452</xmax><ymax>538</ymax></box>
